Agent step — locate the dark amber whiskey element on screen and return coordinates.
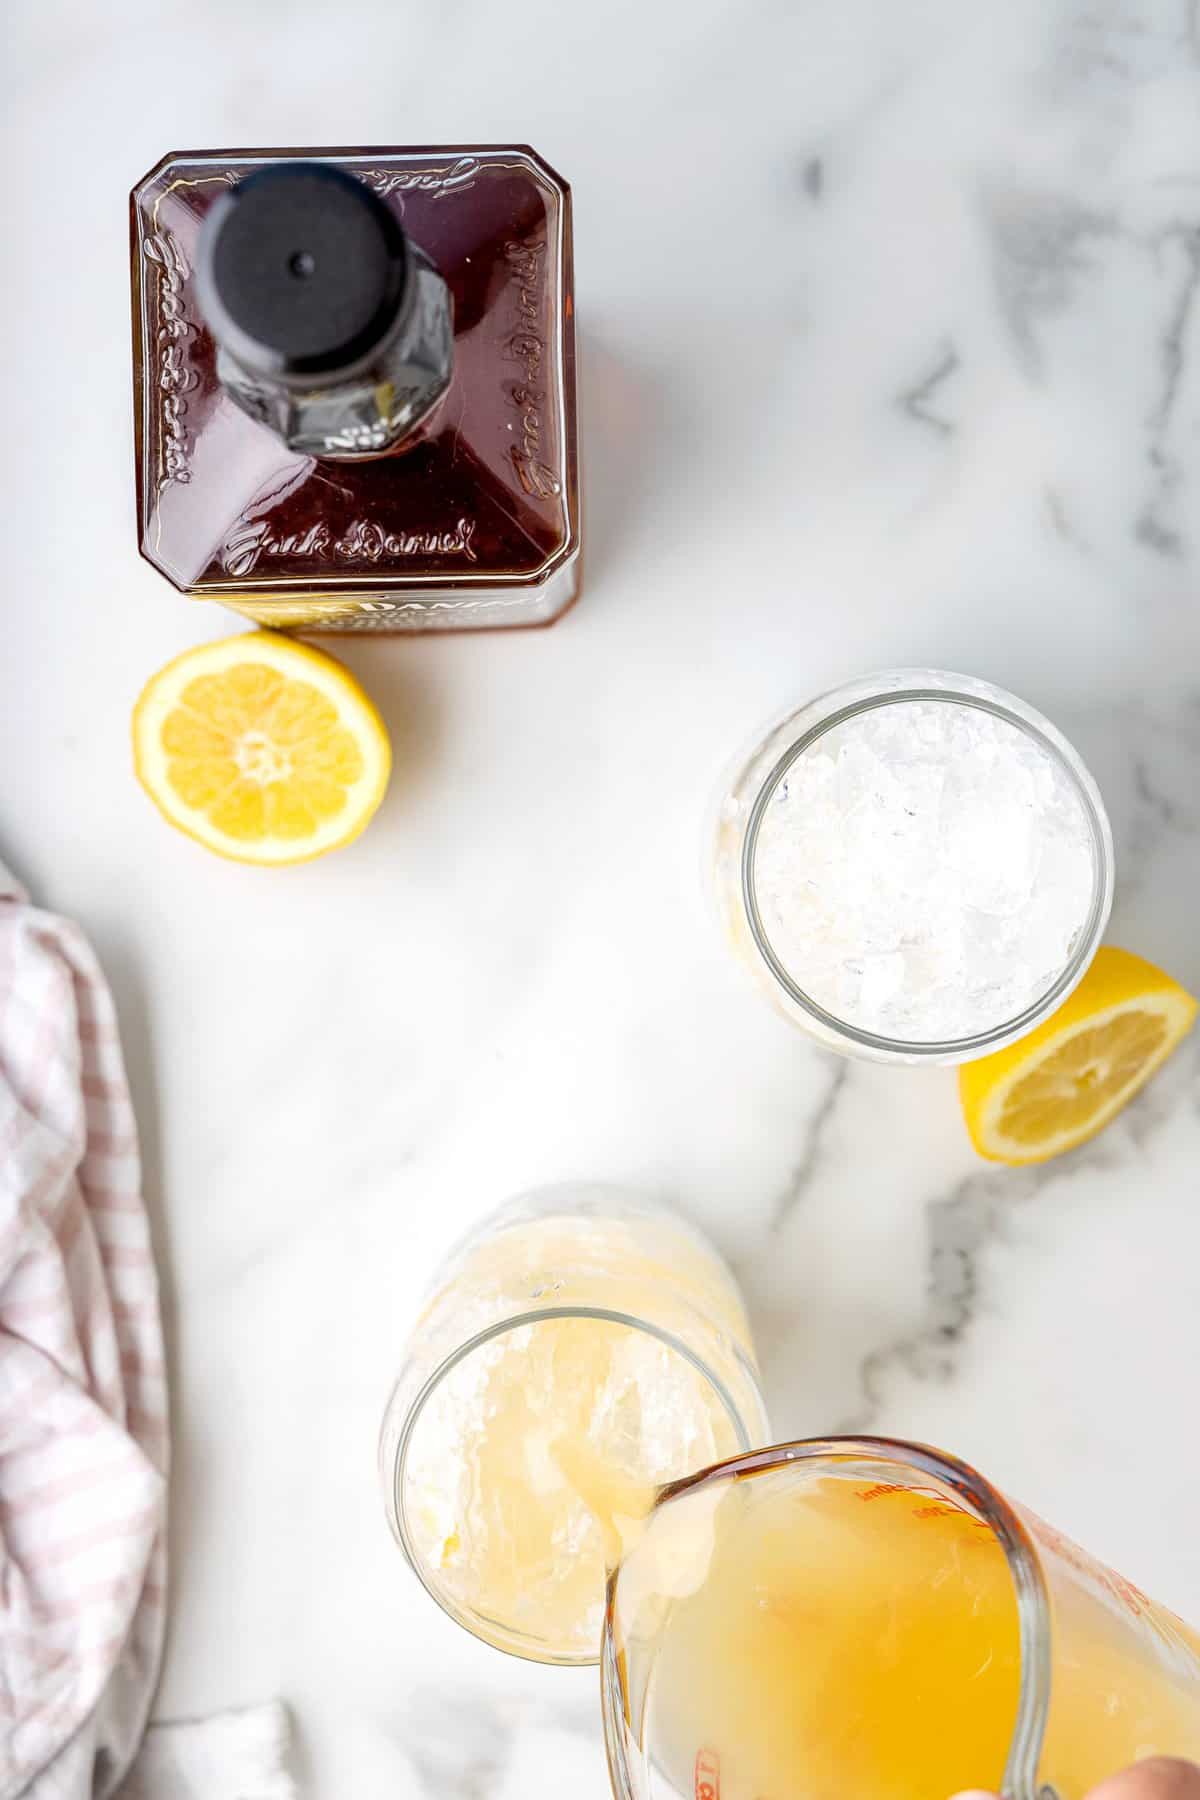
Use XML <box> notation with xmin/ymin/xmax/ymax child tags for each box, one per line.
<box><xmin>130</xmin><ymin>146</ymin><xmax>579</xmax><ymax>632</ymax></box>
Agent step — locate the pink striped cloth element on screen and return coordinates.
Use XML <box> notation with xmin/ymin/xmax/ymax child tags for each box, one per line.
<box><xmin>0</xmin><ymin>863</ymin><xmax>167</xmax><ymax>1799</ymax></box>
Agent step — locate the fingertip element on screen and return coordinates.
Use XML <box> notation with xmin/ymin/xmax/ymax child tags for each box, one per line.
<box><xmin>1087</xmin><ymin>1758</ymin><xmax>1200</xmax><ymax>1800</ymax></box>
<box><xmin>948</xmin><ymin>1761</ymin><xmax>1200</xmax><ymax>1800</ymax></box>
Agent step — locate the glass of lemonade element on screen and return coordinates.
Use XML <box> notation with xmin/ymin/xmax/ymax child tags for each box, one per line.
<box><xmin>712</xmin><ymin>670</ymin><xmax>1115</xmax><ymax>1064</ymax></box>
<box><xmin>380</xmin><ymin>1187</ymin><xmax>769</xmax><ymax>1663</ymax></box>
<box><xmin>603</xmin><ymin>1438</ymin><xmax>1200</xmax><ymax>1800</ymax></box>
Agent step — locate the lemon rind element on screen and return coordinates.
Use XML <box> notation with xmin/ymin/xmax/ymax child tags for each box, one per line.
<box><xmin>975</xmin><ymin>990</ymin><xmax>1196</xmax><ymax>1164</ymax></box>
<box><xmin>132</xmin><ymin>633</ymin><xmax>391</xmax><ymax>866</ymax></box>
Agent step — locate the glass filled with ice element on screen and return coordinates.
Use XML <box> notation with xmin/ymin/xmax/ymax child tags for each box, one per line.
<box><xmin>379</xmin><ymin>1187</ymin><xmax>769</xmax><ymax>1663</ymax></box>
<box><xmin>712</xmin><ymin>669</ymin><xmax>1114</xmax><ymax>1064</ymax></box>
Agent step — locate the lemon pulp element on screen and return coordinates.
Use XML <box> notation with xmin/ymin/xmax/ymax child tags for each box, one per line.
<box><xmin>133</xmin><ymin>632</ymin><xmax>391</xmax><ymax>865</ymax></box>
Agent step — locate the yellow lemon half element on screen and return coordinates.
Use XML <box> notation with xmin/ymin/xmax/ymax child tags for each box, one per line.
<box><xmin>959</xmin><ymin>947</ymin><xmax>1196</xmax><ymax>1165</ymax></box>
<box><xmin>133</xmin><ymin>632</ymin><xmax>391</xmax><ymax>865</ymax></box>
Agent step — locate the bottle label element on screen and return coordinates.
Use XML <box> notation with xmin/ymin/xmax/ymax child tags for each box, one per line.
<box><xmin>217</xmin><ymin>574</ymin><xmax>574</xmax><ymax>632</ymax></box>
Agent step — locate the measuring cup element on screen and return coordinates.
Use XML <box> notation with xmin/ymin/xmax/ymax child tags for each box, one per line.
<box><xmin>602</xmin><ymin>1438</ymin><xmax>1200</xmax><ymax>1800</ymax></box>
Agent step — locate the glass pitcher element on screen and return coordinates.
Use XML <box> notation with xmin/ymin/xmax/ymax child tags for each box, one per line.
<box><xmin>603</xmin><ymin>1438</ymin><xmax>1200</xmax><ymax>1800</ymax></box>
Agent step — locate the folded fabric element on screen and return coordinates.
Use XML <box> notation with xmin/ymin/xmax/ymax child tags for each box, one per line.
<box><xmin>0</xmin><ymin>861</ymin><xmax>168</xmax><ymax>1799</ymax></box>
<box><xmin>116</xmin><ymin>1702</ymin><xmax>297</xmax><ymax>1799</ymax></box>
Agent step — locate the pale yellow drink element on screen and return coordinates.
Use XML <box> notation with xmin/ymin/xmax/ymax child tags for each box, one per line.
<box><xmin>608</xmin><ymin>1460</ymin><xmax>1200</xmax><ymax>1799</ymax></box>
<box><xmin>381</xmin><ymin>1194</ymin><xmax>769</xmax><ymax>1663</ymax></box>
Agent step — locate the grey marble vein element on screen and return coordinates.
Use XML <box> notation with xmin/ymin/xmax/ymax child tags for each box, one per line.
<box><xmin>1051</xmin><ymin>1</ymin><xmax>1193</xmax><ymax>88</ymax></box>
<box><xmin>982</xmin><ymin>186</ymin><xmax>1114</xmax><ymax>377</ymax></box>
<box><xmin>1043</xmin><ymin>485</ymin><xmax>1089</xmax><ymax>550</ymax></box>
<box><xmin>1137</xmin><ymin>222</ymin><xmax>1200</xmax><ymax>556</ymax></box>
<box><xmin>1133</xmin><ymin>753</ymin><xmax>1178</xmax><ymax>828</ymax></box>
<box><xmin>1105</xmin><ymin>698</ymin><xmax>1200</xmax><ymax>897</ymax></box>
<box><xmin>842</xmin><ymin>1164</ymin><xmax>1040</xmax><ymax>1432</ymax></box>
<box><xmin>896</xmin><ymin>343</ymin><xmax>960</xmax><ymax>436</ymax></box>
<box><xmin>1149</xmin><ymin>226</ymin><xmax>1200</xmax><ymax>445</ymax></box>
<box><xmin>769</xmin><ymin>1059</ymin><xmax>850</xmax><ymax>1232</ymax></box>
<box><xmin>842</xmin><ymin>1034</ymin><xmax>1200</xmax><ymax>1435</ymax></box>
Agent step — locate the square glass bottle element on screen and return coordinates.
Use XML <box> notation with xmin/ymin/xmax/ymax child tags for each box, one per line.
<box><xmin>130</xmin><ymin>146</ymin><xmax>580</xmax><ymax>632</ymax></box>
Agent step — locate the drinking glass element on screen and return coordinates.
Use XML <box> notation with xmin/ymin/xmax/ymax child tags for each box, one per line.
<box><xmin>711</xmin><ymin>671</ymin><xmax>1114</xmax><ymax>1064</ymax></box>
<box><xmin>380</xmin><ymin>1187</ymin><xmax>769</xmax><ymax>1663</ymax></box>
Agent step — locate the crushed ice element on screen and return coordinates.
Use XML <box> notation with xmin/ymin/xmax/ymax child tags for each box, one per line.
<box><xmin>753</xmin><ymin>700</ymin><xmax>1095</xmax><ymax>1042</ymax></box>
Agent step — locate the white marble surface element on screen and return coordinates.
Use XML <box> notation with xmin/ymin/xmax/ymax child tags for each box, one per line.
<box><xmin>4</xmin><ymin>0</ymin><xmax>1200</xmax><ymax>1792</ymax></box>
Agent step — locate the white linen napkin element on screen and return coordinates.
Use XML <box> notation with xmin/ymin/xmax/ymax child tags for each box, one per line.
<box><xmin>0</xmin><ymin>861</ymin><xmax>167</xmax><ymax>1799</ymax></box>
<box><xmin>1</xmin><ymin>862</ymin><xmax>298</xmax><ymax>1797</ymax></box>
<box><xmin>117</xmin><ymin>1703</ymin><xmax>297</xmax><ymax>1799</ymax></box>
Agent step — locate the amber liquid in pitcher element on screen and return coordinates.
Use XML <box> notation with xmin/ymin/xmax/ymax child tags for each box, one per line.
<box><xmin>608</xmin><ymin>1458</ymin><xmax>1200</xmax><ymax>1800</ymax></box>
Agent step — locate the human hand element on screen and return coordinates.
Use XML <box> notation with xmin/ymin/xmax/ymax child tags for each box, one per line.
<box><xmin>953</xmin><ymin>1761</ymin><xmax>1200</xmax><ymax>1800</ymax></box>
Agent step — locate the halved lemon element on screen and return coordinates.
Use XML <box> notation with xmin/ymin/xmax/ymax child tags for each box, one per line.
<box><xmin>133</xmin><ymin>632</ymin><xmax>391</xmax><ymax>865</ymax></box>
<box><xmin>960</xmin><ymin>947</ymin><xmax>1196</xmax><ymax>1164</ymax></box>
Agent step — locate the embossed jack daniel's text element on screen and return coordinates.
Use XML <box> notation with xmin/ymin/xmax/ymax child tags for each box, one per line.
<box><xmin>221</xmin><ymin>516</ymin><xmax>478</xmax><ymax>578</ymax></box>
<box><xmin>504</xmin><ymin>240</ymin><xmax>561</xmax><ymax>503</ymax></box>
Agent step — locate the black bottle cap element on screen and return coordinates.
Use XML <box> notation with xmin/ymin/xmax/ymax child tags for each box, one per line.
<box><xmin>195</xmin><ymin>162</ymin><xmax>410</xmax><ymax>382</ymax></box>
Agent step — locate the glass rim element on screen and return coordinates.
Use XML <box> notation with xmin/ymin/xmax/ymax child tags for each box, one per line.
<box><xmin>384</xmin><ymin>1303</ymin><xmax>765</xmax><ymax>1668</ymax></box>
<box><xmin>601</xmin><ymin>1434</ymin><xmax>1053</xmax><ymax>1800</ymax></box>
<box><xmin>740</xmin><ymin>677</ymin><xmax>1115</xmax><ymax>1062</ymax></box>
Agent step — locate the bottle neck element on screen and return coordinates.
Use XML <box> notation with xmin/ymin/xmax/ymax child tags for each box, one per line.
<box><xmin>212</xmin><ymin>244</ymin><xmax>454</xmax><ymax>462</ymax></box>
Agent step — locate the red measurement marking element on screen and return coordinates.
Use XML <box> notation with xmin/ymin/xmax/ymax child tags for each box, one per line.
<box><xmin>695</xmin><ymin>1747</ymin><xmax>720</xmax><ymax>1800</ymax></box>
<box><xmin>855</xmin><ymin>1484</ymin><xmax>993</xmax><ymax>1534</ymax></box>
